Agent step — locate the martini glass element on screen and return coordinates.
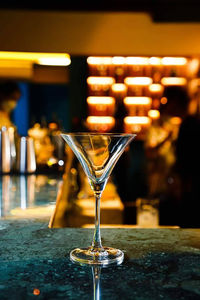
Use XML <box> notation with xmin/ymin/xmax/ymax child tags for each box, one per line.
<box><xmin>61</xmin><ymin>133</ymin><xmax>136</xmax><ymax>265</ymax></box>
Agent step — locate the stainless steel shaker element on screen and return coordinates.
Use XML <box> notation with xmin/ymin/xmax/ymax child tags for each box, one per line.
<box><xmin>0</xmin><ymin>127</ymin><xmax>11</xmax><ymax>173</ymax></box>
<box><xmin>18</xmin><ymin>136</ymin><xmax>36</xmax><ymax>173</ymax></box>
<box><xmin>8</xmin><ymin>127</ymin><xmax>16</xmax><ymax>170</ymax></box>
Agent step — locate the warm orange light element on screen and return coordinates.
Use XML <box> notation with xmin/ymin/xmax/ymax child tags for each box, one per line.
<box><xmin>162</xmin><ymin>57</ymin><xmax>187</xmax><ymax>66</ymax></box>
<box><xmin>48</xmin><ymin>122</ymin><xmax>58</xmax><ymax>130</ymax></box>
<box><xmin>124</xmin><ymin>97</ymin><xmax>152</xmax><ymax>105</ymax></box>
<box><xmin>87</xmin><ymin>116</ymin><xmax>115</xmax><ymax>125</ymax></box>
<box><xmin>149</xmin><ymin>57</ymin><xmax>162</xmax><ymax>65</ymax></box>
<box><xmin>126</xmin><ymin>57</ymin><xmax>149</xmax><ymax>65</ymax></box>
<box><xmin>124</xmin><ymin>77</ymin><xmax>152</xmax><ymax>86</ymax></box>
<box><xmin>87</xmin><ymin>96</ymin><xmax>115</xmax><ymax>105</ymax></box>
<box><xmin>10</xmin><ymin>205</ymin><xmax>55</xmax><ymax>217</ymax></box>
<box><xmin>148</xmin><ymin>110</ymin><xmax>160</xmax><ymax>119</ymax></box>
<box><xmin>86</xmin><ymin>116</ymin><xmax>115</xmax><ymax>132</ymax></box>
<box><xmin>187</xmin><ymin>59</ymin><xmax>199</xmax><ymax>77</ymax></box>
<box><xmin>149</xmin><ymin>84</ymin><xmax>163</xmax><ymax>93</ymax></box>
<box><xmin>170</xmin><ymin>117</ymin><xmax>182</xmax><ymax>125</ymax></box>
<box><xmin>87</xmin><ymin>77</ymin><xmax>115</xmax><ymax>85</ymax></box>
<box><xmin>87</xmin><ymin>57</ymin><xmax>112</xmax><ymax>65</ymax></box>
<box><xmin>161</xmin><ymin>77</ymin><xmax>187</xmax><ymax>86</ymax></box>
<box><xmin>112</xmin><ymin>56</ymin><xmax>126</xmax><ymax>65</ymax></box>
<box><xmin>0</xmin><ymin>51</ymin><xmax>71</xmax><ymax>66</ymax></box>
<box><xmin>188</xmin><ymin>98</ymin><xmax>198</xmax><ymax>114</ymax></box>
<box><xmin>161</xmin><ymin>97</ymin><xmax>168</xmax><ymax>105</ymax></box>
<box><xmin>33</xmin><ymin>289</ymin><xmax>40</xmax><ymax>296</ymax></box>
<box><xmin>38</xmin><ymin>58</ymin><xmax>70</xmax><ymax>66</ymax></box>
<box><xmin>111</xmin><ymin>84</ymin><xmax>127</xmax><ymax>92</ymax></box>
<box><xmin>124</xmin><ymin>116</ymin><xmax>151</xmax><ymax>125</ymax></box>
<box><xmin>47</xmin><ymin>157</ymin><xmax>58</xmax><ymax>167</ymax></box>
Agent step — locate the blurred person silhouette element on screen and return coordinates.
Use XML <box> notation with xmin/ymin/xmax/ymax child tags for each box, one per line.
<box><xmin>0</xmin><ymin>80</ymin><xmax>21</xmax><ymax>129</ymax></box>
<box><xmin>112</xmin><ymin>98</ymin><xmax>148</xmax><ymax>224</ymax></box>
<box><xmin>176</xmin><ymin>90</ymin><xmax>200</xmax><ymax>227</ymax></box>
<box><xmin>112</xmin><ymin>98</ymin><xmax>129</xmax><ymax>208</ymax></box>
<box><xmin>145</xmin><ymin>86</ymin><xmax>189</xmax><ymax>226</ymax></box>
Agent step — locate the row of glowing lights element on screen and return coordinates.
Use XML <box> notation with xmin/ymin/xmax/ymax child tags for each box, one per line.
<box><xmin>0</xmin><ymin>53</ymin><xmax>187</xmax><ymax>67</ymax></box>
<box><xmin>87</xmin><ymin>77</ymin><xmax>187</xmax><ymax>86</ymax></box>
<box><xmin>97</xmin><ymin>83</ymin><xmax>163</xmax><ymax>93</ymax></box>
<box><xmin>87</xmin><ymin>113</ymin><xmax>159</xmax><ymax>125</ymax></box>
<box><xmin>0</xmin><ymin>51</ymin><xmax>71</xmax><ymax>66</ymax></box>
<box><xmin>87</xmin><ymin>96</ymin><xmax>152</xmax><ymax>105</ymax></box>
<box><xmin>87</xmin><ymin>57</ymin><xmax>185</xmax><ymax>125</ymax></box>
<box><xmin>87</xmin><ymin>114</ymin><xmax>183</xmax><ymax>126</ymax></box>
<box><xmin>87</xmin><ymin>56</ymin><xmax>187</xmax><ymax>66</ymax></box>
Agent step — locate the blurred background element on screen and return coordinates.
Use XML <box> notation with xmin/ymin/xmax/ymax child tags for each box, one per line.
<box><xmin>0</xmin><ymin>2</ymin><xmax>200</xmax><ymax>228</ymax></box>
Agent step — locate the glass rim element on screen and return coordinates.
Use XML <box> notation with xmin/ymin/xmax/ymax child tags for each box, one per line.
<box><xmin>61</xmin><ymin>132</ymin><xmax>136</xmax><ymax>137</ymax></box>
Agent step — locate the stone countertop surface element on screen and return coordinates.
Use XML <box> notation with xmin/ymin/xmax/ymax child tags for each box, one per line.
<box><xmin>1</xmin><ymin>220</ymin><xmax>200</xmax><ymax>299</ymax></box>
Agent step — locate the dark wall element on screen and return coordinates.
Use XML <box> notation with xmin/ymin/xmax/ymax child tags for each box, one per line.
<box><xmin>29</xmin><ymin>83</ymin><xmax>70</xmax><ymax>130</ymax></box>
<box><xmin>12</xmin><ymin>57</ymin><xmax>87</xmax><ymax>133</ymax></box>
<box><xmin>68</xmin><ymin>56</ymin><xmax>87</xmax><ymax>130</ymax></box>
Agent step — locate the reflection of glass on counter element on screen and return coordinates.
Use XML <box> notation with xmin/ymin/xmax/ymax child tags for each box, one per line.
<box><xmin>92</xmin><ymin>266</ymin><xmax>101</xmax><ymax>300</ymax></box>
<box><xmin>0</xmin><ymin>175</ymin><xmax>62</xmax><ymax>219</ymax></box>
<box><xmin>0</xmin><ymin>175</ymin><xmax>10</xmax><ymax>217</ymax></box>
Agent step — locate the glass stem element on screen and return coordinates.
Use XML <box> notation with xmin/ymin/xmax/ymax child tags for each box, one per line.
<box><xmin>92</xmin><ymin>193</ymin><xmax>102</xmax><ymax>250</ymax></box>
<box><xmin>92</xmin><ymin>267</ymin><xmax>101</xmax><ymax>300</ymax></box>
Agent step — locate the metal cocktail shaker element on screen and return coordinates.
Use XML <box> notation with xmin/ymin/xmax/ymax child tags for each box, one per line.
<box><xmin>18</xmin><ymin>137</ymin><xmax>36</xmax><ymax>173</ymax></box>
<box><xmin>0</xmin><ymin>127</ymin><xmax>11</xmax><ymax>173</ymax></box>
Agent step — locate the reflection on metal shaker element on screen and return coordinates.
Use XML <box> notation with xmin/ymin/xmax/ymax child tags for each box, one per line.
<box><xmin>18</xmin><ymin>137</ymin><xmax>36</xmax><ymax>173</ymax></box>
<box><xmin>0</xmin><ymin>175</ymin><xmax>11</xmax><ymax>217</ymax></box>
<box><xmin>0</xmin><ymin>127</ymin><xmax>11</xmax><ymax>173</ymax></box>
<box><xmin>8</xmin><ymin>127</ymin><xmax>16</xmax><ymax>170</ymax></box>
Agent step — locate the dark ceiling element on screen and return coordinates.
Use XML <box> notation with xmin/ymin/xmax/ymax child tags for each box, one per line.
<box><xmin>1</xmin><ymin>1</ymin><xmax>200</xmax><ymax>22</ymax></box>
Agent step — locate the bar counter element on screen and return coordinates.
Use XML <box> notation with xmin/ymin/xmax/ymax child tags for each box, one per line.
<box><xmin>1</xmin><ymin>220</ymin><xmax>200</xmax><ymax>299</ymax></box>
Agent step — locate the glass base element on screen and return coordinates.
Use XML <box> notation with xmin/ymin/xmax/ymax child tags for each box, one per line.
<box><xmin>70</xmin><ymin>246</ymin><xmax>124</xmax><ymax>266</ymax></box>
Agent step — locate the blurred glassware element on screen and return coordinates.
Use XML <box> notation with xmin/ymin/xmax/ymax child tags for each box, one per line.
<box><xmin>8</xmin><ymin>127</ymin><xmax>16</xmax><ymax>170</ymax></box>
<box><xmin>48</xmin><ymin>122</ymin><xmax>65</xmax><ymax>165</ymax></box>
<box><xmin>17</xmin><ymin>136</ymin><xmax>36</xmax><ymax>173</ymax></box>
<box><xmin>28</xmin><ymin>123</ymin><xmax>55</xmax><ymax>167</ymax></box>
<box><xmin>136</xmin><ymin>198</ymin><xmax>159</xmax><ymax>228</ymax></box>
